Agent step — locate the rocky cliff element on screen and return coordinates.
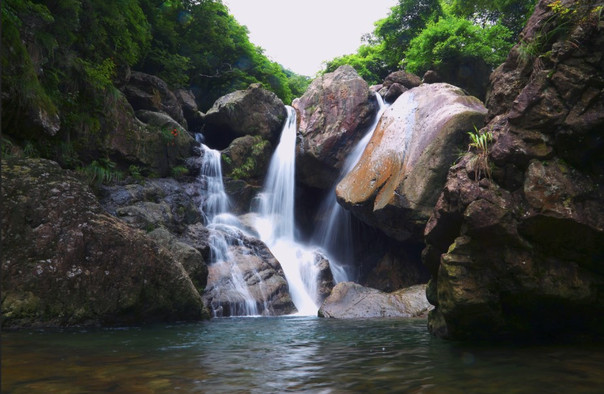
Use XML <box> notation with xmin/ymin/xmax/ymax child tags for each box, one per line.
<box><xmin>1</xmin><ymin>158</ymin><xmax>209</xmax><ymax>328</ymax></box>
<box><xmin>423</xmin><ymin>0</ymin><xmax>604</xmax><ymax>340</ymax></box>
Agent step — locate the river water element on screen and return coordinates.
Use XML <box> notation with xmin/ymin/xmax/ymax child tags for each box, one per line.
<box><xmin>3</xmin><ymin>316</ymin><xmax>604</xmax><ymax>393</ymax></box>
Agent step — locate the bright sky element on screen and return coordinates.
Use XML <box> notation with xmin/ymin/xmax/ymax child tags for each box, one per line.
<box><xmin>224</xmin><ymin>0</ymin><xmax>398</xmax><ymax>77</ymax></box>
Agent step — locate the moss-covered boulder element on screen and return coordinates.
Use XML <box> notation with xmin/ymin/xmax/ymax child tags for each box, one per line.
<box><xmin>1</xmin><ymin>158</ymin><xmax>208</xmax><ymax>328</ymax></box>
<box><xmin>203</xmin><ymin>83</ymin><xmax>287</xmax><ymax>150</ymax></box>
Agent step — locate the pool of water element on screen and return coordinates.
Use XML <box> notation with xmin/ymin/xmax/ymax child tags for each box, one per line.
<box><xmin>2</xmin><ymin>316</ymin><xmax>604</xmax><ymax>393</ymax></box>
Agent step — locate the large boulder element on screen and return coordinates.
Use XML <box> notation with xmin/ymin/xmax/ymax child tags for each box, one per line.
<box><xmin>203</xmin><ymin>83</ymin><xmax>287</xmax><ymax>150</ymax></box>
<box><xmin>423</xmin><ymin>0</ymin><xmax>604</xmax><ymax>340</ymax></box>
<box><xmin>122</xmin><ymin>71</ymin><xmax>187</xmax><ymax>129</ymax></box>
<box><xmin>98</xmin><ymin>94</ymin><xmax>195</xmax><ymax>177</ymax></box>
<box><xmin>318</xmin><ymin>282</ymin><xmax>432</xmax><ymax>319</ymax></box>
<box><xmin>336</xmin><ymin>83</ymin><xmax>487</xmax><ymax>242</ymax></box>
<box><xmin>1</xmin><ymin>158</ymin><xmax>208</xmax><ymax>328</ymax></box>
<box><xmin>202</xmin><ymin>226</ymin><xmax>295</xmax><ymax>316</ymax></box>
<box><xmin>293</xmin><ymin>65</ymin><xmax>378</xmax><ymax>189</ymax></box>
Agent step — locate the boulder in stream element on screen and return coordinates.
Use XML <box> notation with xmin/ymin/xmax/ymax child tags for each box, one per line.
<box><xmin>202</xmin><ymin>227</ymin><xmax>296</xmax><ymax>317</ymax></box>
<box><xmin>318</xmin><ymin>282</ymin><xmax>432</xmax><ymax>319</ymax></box>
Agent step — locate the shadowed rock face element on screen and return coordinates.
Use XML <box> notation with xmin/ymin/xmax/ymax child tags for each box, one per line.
<box><xmin>318</xmin><ymin>282</ymin><xmax>432</xmax><ymax>319</ymax></box>
<box><xmin>203</xmin><ymin>83</ymin><xmax>287</xmax><ymax>150</ymax></box>
<box><xmin>1</xmin><ymin>158</ymin><xmax>208</xmax><ymax>328</ymax></box>
<box><xmin>423</xmin><ymin>0</ymin><xmax>604</xmax><ymax>340</ymax></box>
<box><xmin>293</xmin><ymin>65</ymin><xmax>378</xmax><ymax>189</ymax></box>
<box><xmin>336</xmin><ymin>83</ymin><xmax>487</xmax><ymax>242</ymax></box>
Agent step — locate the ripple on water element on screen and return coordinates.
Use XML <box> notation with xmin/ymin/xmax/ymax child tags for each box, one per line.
<box><xmin>3</xmin><ymin>317</ymin><xmax>604</xmax><ymax>393</ymax></box>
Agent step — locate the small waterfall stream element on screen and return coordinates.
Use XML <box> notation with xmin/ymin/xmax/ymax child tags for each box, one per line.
<box><xmin>311</xmin><ymin>94</ymin><xmax>388</xmax><ymax>282</ymax></box>
<box><xmin>198</xmin><ymin>142</ymin><xmax>259</xmax><ymax>317</ymax></box>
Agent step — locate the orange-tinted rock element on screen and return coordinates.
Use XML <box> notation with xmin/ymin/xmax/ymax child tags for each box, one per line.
<box><xmin>336</xmin><ymin>83</ymin><xmax>487</xmax><ymax>241</ymax></box>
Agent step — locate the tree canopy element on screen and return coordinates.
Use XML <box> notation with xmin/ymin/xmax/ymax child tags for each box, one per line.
<box><xmin>322</xmin><ymin>0</ymin><xmax>537</xmax><ymax>87</ymax></box>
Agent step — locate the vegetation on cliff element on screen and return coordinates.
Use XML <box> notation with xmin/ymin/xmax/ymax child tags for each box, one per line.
<box><xmin>1</xmin><ymin>0</ymin><xmax>309</xmax><ymax>170</ymax></box>
<box><xmin>322</xmin><ymin>0</ymin><xmax>538</xmax><ymax>86</ymax></box>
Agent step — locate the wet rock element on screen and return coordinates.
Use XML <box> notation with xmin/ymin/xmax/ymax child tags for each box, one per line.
<box><xmin>424</xmin><ymin>0</ymin><xmax>604</xmax><ymax>340</ymax></box>
<box><xmin>221</xmin><ymin>135</ymin><xmax>273</xmax><ymax>186</ymax></box>
<box><xmin>313</xmin><ymin>251</ymin><xmax>336</xmax><ymax>303</ymax></box>
<box><xmin>202</xmin><ymin>227</ymin><xmax>295</xmax><ymax>316</ymax></box>
<box><xmin>337</xmin><ymin>83</ymin><xmax>487</xmax><ymax>242</ymax></box>
<box><xmin>204</xmin><ymin>83</ymin><xmax>287</xmax><ymax>150</ymax></box>
<box><xmin>1</xmin><ymin>158</ymin><xmax>208</xmax><ymax>328</ymax></box>
<box><xmin>318</xmin><ymin>283</ymin><xmax>432</xmax><ymax>319</ymax></box>
<box><xmin>293</xmin><ymin>65</ymin><xmax>378</xmax><ymax>189</ymax></box>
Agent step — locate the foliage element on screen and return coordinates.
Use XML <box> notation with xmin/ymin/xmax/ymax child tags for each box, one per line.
<box><xmin>171</xmin><ymin>165</ymin><xmax>189</xmax><ymax>179</ymax></box>
<box><xmin>78</xmin><ymin>158</ymin><xmax>123</xmax><ymax>186</ymax></box>
<box><xmin>404</xmin><ymin>15</ymin><xmax>513</xmax><ymax>76</ymax></box>
<box><xmin>446</xmin><ymin>0</ymin><xmax>538</xmax><ymax>40</ymax></box>
<box><xmin>467</xmin><ymin>126</ymin><xmax>493</xmax><ymax>180</ymax></box>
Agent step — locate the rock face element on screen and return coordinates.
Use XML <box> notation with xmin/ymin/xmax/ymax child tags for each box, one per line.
<box><xmin>123</xmin><ymin>71</ymin><xmax>187</xmax><ymax>129</ymax></box>
<box><xmin>202</xmin><ymin>226</ymin><xmax>296</xmax><ymax>316</ymax></box>
<box><xmin>337</xmin><ymin>83</ymin><xmax>487</xmax><ymax>242</ymax></box>
<box><xmin>423</xmin><ymin>0</ymin><xmax>604</xmax><ymax>340</ymax></box>
<box><xmin>318</xmin><ymin>283</ymin><xmax>432</xmax><ymax>319</ymax></box>
<box><xmin>203</xmin><ymin>83</ymin><xmax>287</xmax><ymax>150</ymax></box>
<box><xmin>100</xmin><ymin>178</ymin><xmax>203</xmax><ymax>234</ymax></box>
<box><xmin>293</xmin><ymin>65</ymin><xmax>378</xmax><ymax>189</ymax></box>
<box><xmin>1</xmin><ymin>158</ymin><xmax>208</xmax><ymax>328</ymax></box>
<box><xmin>101</xmin><ymin>94</ymin><xmax>195</xmax><ymax>178</ymax></box>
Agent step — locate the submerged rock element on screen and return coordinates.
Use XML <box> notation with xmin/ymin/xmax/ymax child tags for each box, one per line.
<box><xmin>204</xmin><ymin>83</ymin><xmax>287</xmax><ymax>150</ymax></box>
<box><xmin>1</xmin><ymin>158</ymin><xmax>208</xmax><ymax>328</ymax></box>
<box><xmin>318</xmin><ymin>282</ymin><xmax>432</xmax><ymax>319</ymax></box>
<box><xmin>423</xmin><ymin>0</ymin><xmax>604</xmax><ymax>340</ymax></box>
<box><xmin>293</xmin><ymin>65</ymin><xmax>378</xmax><ymax>189</ymax></box>
<box><xmin>337</xmin><ymin>83</ymin><xmax>487</xmax><ymax>242</ymax></box>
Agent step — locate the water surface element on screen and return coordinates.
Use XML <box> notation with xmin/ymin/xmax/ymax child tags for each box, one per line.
<box><xmin>3</xmin><ymin>317</ymin><xmax>604</xmax><ymax>393</ymax></box>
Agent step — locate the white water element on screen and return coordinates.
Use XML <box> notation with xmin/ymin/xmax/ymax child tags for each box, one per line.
<box><xmin>255</xmin><ymin>106</ymin><xmax>320</xmax><ymax>315</ymax></box>
<box><xmin>311</xmin><ymin>94</ymin><xmax>388</xmax><ymax>283</ymax></box>
<box><xmin>198</xmin><ymin>142</ymin><xmax>259</xmax><ymax>317</ymax></box>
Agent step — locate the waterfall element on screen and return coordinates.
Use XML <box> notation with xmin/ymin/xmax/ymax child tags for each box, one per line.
<box><xmin>255</xmin><ymin>106</ymin><xmax>320</xmax><ymax>315</ymax></box>
<box><xmin>311</xmin><ymin>94</ymin><xmax>388</xmax><ymax>283</ymax></box>
<box><xmin>198</xmin><ymin>142</ymin><xmax>259</xmax><ymax>317</ymax></box>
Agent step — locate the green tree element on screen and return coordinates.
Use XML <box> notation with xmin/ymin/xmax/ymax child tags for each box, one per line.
<box><xmin>446</xmin><ymin>0</ymin><xmax>538</xmax><ymax>40</ymax></box>
<box><xmin>404</xmin><ymin>15</ymin><xmax>512</xmax><ymax>75</ymax></box>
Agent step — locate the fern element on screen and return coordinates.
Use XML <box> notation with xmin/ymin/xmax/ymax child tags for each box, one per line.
<box><xmin>467</xmin><ymin>126</ymin><xmax>493</xmax><ymax>181</ymax></box>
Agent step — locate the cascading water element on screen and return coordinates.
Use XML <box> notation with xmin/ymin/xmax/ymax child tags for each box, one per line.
<box><xmin>311</xmin><ymin>94</ymin><xmax>388</xmax><ymax>283</ymax></box>
<box><xmin>255</xmin><ymin>106</ymin><xmax>320</xmax><ymax>315</ymax></box>
<box><xmin>198</xmin><ymin>142</ymin><xmax>259</xmax><ymax>317</ymax></box>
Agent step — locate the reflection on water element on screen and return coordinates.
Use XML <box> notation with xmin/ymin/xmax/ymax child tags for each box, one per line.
<box><xmin>3</xmin><ymin>316</ymin><xmax>604</xmax><ymax>393</ymax></box>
